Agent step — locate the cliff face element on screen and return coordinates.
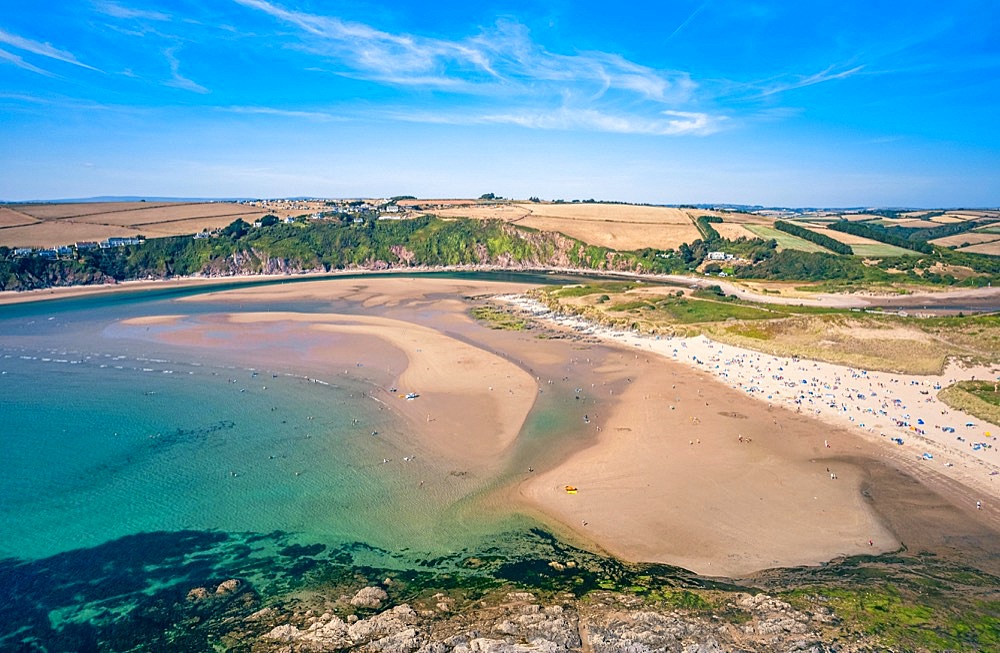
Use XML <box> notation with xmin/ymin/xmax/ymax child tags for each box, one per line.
<box><xmin>1</xmin><ymin>220</ymin><xmax>661</xmax><ymax>292</ymax></box>
<box><xmin>200</xmin><ymin>249</ymin><xmax>314</xmax><ymax>277</ymax></box>
<box><xmin>0</xmin><ymin>265</ymin><xmax>116</xmax><ymax>291</ymax></box>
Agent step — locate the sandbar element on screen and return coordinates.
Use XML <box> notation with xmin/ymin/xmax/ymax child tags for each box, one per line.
<box><xmin>108</xmin><ymin>276</ymin><xmax>1000</xmax><ymax>578</ymax></box>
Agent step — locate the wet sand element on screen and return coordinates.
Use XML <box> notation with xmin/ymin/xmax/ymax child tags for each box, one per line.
<box><xmin>78</xmin><ymin>276</ymin><xmax>1000</xmax><ymax>577</ymax></box>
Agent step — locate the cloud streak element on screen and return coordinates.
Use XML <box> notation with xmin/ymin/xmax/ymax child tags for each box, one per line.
<box><xmin>94</xmin><ymin>1</ymin><xmax>171</xmax><ymax>21</ymax></box>
<box><xmin>221</xmin><ymin>106</ymin><xmax>347</xmax><ymax>121</ymax></box>
<box><xmin>0</xmin><ymin>27</ymin><xmax>100</xmax><ymax>72</ymax></box>
<box><xmin>0</xmin><ymin>47</ymin><xmax>55</xmax><ymax>77</ymax></box>
<box><xmin>233</xmin><ymin>0</ymin><xmax>712</xmax><ymax>135</ymax></box>
<box><xmin>163</xmin><ymin>48</ymin><xmax>208</xmax><ymax>93</ymax></box>
<box><xmin>480</xmin><ymin>108</ymin><xmax>724</xmax><ymax>136</ymax></box>
<box><xmin>757</xmin><ymin>64</ymin><xmax>865</xmax><ymax>97</ymax></box>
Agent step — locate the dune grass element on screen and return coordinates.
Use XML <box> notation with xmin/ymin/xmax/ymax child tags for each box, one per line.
<box><xmin>938</xmin><ymin>381</ymin><xmax>1000</xmax><ymax>426</ymax></box>
<box><xmin>471</xmin><ymin>306</ymin><xmax>530</xmax><ymax>330</ymax></box>
<box><xmin>536</xmin><ymin>283</ymin><xmax>1000</xmax><ymax>375</ymax></box>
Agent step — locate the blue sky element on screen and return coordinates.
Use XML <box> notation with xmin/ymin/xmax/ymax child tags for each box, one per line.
<box><xmin>1</xmin><ymin>0</ymin><xmax>998</xmax><ymax>206</ymax></box>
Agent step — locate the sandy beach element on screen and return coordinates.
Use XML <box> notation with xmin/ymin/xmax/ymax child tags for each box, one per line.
<box><xmin>36</xmin><ymin>276</ymin><xmax>1000</xmax><ymax>577</ymax></box>
<box><xmin>505</xmin><ymin>295</ymin><xmax>1000</xmax><ymax>575</ymax></box>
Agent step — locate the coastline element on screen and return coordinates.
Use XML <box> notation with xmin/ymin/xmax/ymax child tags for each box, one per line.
<box><xmin>10</xmin><ymin>274</ymin><xmax>1000</xmax><ymax>579</ymax></box>
<box><xmin>505</xmin><ymin>294</ymin><xmax>1000</xmax><ymax>575</ymax></box>
<box><xmin>4</xmin><ymin>266</ymin><xmax>999</xmax><ymax>314</ymax></box>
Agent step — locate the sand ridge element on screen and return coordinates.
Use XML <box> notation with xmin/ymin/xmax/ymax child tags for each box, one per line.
<box><xmin>223</xmin><ymin>311</ymin><xmax>537</xmax><ymax>462</ymax></box>
<box><xmin>32</xmin><ymin>276</ymin><xmax>1000</xmax><ymax>578</ymax></box>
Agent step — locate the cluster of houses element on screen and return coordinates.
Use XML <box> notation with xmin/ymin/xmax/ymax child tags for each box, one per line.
<box><xmin>12</xmin><ymin>237</ymin><xmax>144</xmax><ymax>259</ymax></box>
<box><xmin>238</xmin><ymin>197</ymin><xmax>402</xmax><ymax>218</ymax></box>
<box><xmin>9</xmin><ymin>199</ymin><xmax>413</xmax><ymax>258</ymax></box>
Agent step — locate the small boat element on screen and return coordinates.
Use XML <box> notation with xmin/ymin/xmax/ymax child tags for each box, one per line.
<box><xmin>564</xmin><ymin>485</ymin><xmax>578</xmax><ymax>494</ymax></box>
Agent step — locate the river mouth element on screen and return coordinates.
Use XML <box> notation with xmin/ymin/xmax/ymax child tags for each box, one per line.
<box><xmin>2</xmin><ymin>272</ymin><xmax>998</xmax><ymax>651</ymax></box>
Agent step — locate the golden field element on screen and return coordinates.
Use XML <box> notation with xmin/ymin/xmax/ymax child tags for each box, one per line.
<box><xmin>802</xmin><ymin>224</ymin><xmax>886</xmax><ymax>245</ymax></box>
<box><xmin>0</xmin><ymin>202</ymin><xmax>272</xmax><ymax>248</ymax></box>
<box><xmin>422</xmin><ymin>202</ymin><xmax>704</xmax><ymax>250</ymax></box>
<box><xmin>712</xmin><ymin>222</ymin><xmax>758</xmax><ymax>240</ymax></box>
<box><xmin>959</xmin><ymin>241</ymin><xmax>1000</xmax><ymax>256</ymax></box>
<box><xmin>931</xmin><ymin>232</ymin><xmax>1000</xmax><ymax>248</ymax></box>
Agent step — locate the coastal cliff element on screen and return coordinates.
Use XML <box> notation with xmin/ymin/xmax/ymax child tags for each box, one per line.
<box><xmin>0</xmin><ymin>217</ymin><xmax>671</xmax><ymax>291</ymax></box>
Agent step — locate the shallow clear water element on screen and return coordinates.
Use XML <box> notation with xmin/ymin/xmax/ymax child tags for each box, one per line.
<box><xmin>0</xmin><ymin>277</ymin><xmax>585</xmax><ymax>645</ymax></box>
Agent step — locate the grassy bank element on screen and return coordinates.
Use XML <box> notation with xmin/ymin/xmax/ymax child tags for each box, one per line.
<box><xmin>939</xmin><ymin>381</ymin><xmax>1000</xmax><ymax>426</ymax></box>
<box><xmin>533</xmin><ymin>282</ymin><xmax>1000</xmax><ymax>375</ymax></box>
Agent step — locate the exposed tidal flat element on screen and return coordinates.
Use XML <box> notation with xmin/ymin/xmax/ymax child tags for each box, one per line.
<box><xmin>1</xmin><ymin>274</ymin><xmax>999</xmax><ymax>652</ymax></box>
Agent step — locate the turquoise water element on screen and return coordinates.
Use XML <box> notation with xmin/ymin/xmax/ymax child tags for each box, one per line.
<box><xmin>1</xmin><ymin>278</ymin><xmax>583</xmax><ymax>648</ymax></box>
<box><xmin>0</xmin><ymin>301</ymin><xmax>531</xmax><ymax>556</ymax></box>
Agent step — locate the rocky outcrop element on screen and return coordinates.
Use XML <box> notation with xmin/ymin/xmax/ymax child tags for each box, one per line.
<box><xmin>351</xmin><ymin>586</ymin><xmax>389</xmax><ymax>609</ymax></box>
<box><xmin>265</xmin><ymin>602</ymin><xmax>418</xmax><ymax>651</ymax></box>
<box><xmin>255</xmin><ymin>588</ymin><xmax>857</xmax><ymax>653</ymax></box>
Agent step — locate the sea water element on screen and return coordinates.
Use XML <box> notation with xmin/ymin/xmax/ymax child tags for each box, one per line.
<box><xmin>0</xmin><ymin>281</ymin><xmax>571</xmax><ymax>645</ymax></box>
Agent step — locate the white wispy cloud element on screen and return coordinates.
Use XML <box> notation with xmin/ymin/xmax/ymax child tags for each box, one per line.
<box><xmin>757</xmin><ymin>64</ymin><xmax>865</xmax><ymax>97</ymax></box>
<box><xmin>0</xmin><ymin>47</ymin><xmax>54</xmax><ymax>77</ymax></box>
<box><xmin>0</xmin><ymin>27</ymin><xmax>100</xmax><ymax>72</ymax></box>
<box><xmin>221</xmin><ymin>106</ymin><xmax>347</xmax><ymax>121</ymax></box>
<box><xmin>94</xmin><ymin>0</ymin><xmax>171</xmax><ymax>21</ymax></box>
<box><xmin>665</xmin><ymin>0</ymin><xmax>711</xmax><ymax>42</ymax></box>
<box><xmin>386</xmin><ymin>106</ymin><xmax>725</xmax><ymax>136</ymax></box>
<box><xmin>481</xmin><ymin>108</ymin><xmax>724</xmax><ymax>136</ymax></box>
<box><xmin>163</xmin><ymin>48</ymin><xmax>208</xmax><ymax>93</ymax></box>
<box><xmin>233</xmin><ymin>0</ymin><xmax>711</xmax><ymax>134</ymax></box>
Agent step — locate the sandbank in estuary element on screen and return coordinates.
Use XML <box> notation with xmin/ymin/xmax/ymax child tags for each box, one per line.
<box><xmin>117</xmin><ymin>277</ymin><xmax>999</xmax><ymax>578</ymax></box>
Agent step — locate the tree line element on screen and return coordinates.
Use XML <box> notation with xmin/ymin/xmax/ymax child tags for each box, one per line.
<box><xmin>773</xmin><ymin>220</ymin><xmax>853</xmax><ymax>255</ymax></box>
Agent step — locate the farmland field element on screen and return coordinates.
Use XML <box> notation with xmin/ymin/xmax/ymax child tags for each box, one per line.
<box><xmin>0</xmin><ymin>202</ymin><xmax>271</xmax><ymax>247</ymax></box>
<box><xmin>790</xmin><ymin>224</ymin><xmax>913</xmax><ymax>257</ymax></box>
<box><xmin>422</xmin><ymin>204</ymin><xmax>532</xmax><ymax>222</ymax></box>
<box><xmin>743</xmin><ymin>225</ymin><xmax>832</xmax><ymax>253</ymax></box>
<box><xmin>931</xmin><ymin>232</ymin><xmax>1000</xmax><ymax>248</ymax></box>
<box><xmin>0</xmin><ymin>207</ymin><xmax>39</xmax><ymax>228</ymax></box>
<box><xmin>849</xmin><ymin>243</ymin><xmax>921</xmax><ymax>257</ymax></box>
<box><xmin>713</xmin><ymin>222</ymin><xmax>758</xmax><ymax>240</ymax></box>
<box><xmin>887</xmin><ymin>219</ymin><xmax>943</xmax><ymax>229</ymax></box>
<box><xmin>423</xmin><ymin>202</ymin><xmax>702</xmax><ymax>250</ymax></box>
<box><xmin>799</xmin><ymin>224</ymin><xmax>883</xmax><ymax>245</ymax></box>
<box><xmin>837</xmin><ymin>213</ymin><xmax>878</xmax><ymax>221</ymax></box>
<box><xmin>957</xmin><ymin>241</ymin><xmax>1000</xmax><ymax>256</ymax></box>
<box><xmin>10</xmin><ymin>201</ymin><xmax>178</xmax><ymax>219</ymax></box>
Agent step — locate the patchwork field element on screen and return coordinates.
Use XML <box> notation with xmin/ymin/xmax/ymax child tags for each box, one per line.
<box><xmin>931</xmin><ymin>232</ymin><xmax>1000</xmax><ymax>248</ymax></box>
<box><xmin>0</xmin><ymin>208</ymin><xmax>39</xmax><ymax>228</ymax></box>
<box><xmin>0</xmin><ymin>202</ymin><xmax>271</xmax><ymax>248</ymax></box>
<box><xmin>888</xmin><ymin>219</ymin><xmax>944</xmax><ymax>229</ymax></box>
<box><xmin>423</xmin><ymin>204</ymin><xmax>533</xmax><ymax>222</ymax></box>
<box><xmin>743</xmin><ymin>225</ymin><xmax>832</xmax><ymax>253</ymax></box>
<box><xmin>958</xmin><ymin>241</ymin><xmax>1000</xmax><ymax>256</ymax></box>
<box><xmin>849</xmin><ymin>243</ymin><xmax>923</xmax><ymax>257</ymax></box>
<box><xmin>422</xmin><ymin>202</ymin><xmax>703</xmax><ymax>251</ymax></box>
<box><xmin>713</xmin><ymin>222</ymin><xmax>758</xmax><ymax>240</ymax></box>
<box><xmin>799</xmin><ymin>225</ymin><xmax>878</xmax><ymax>245</ymax></box>
<box><xmin>788</xmin><ymin>225</ymin><xmax>913</xmax><ymax>257</ymax></box>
